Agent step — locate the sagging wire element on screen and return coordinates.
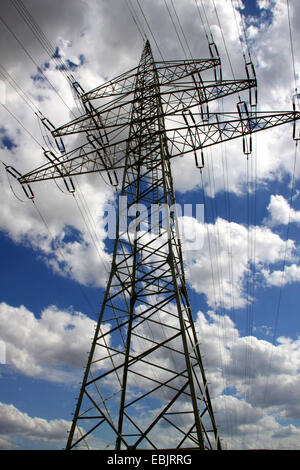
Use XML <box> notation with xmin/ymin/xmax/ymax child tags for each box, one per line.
<box><xmin>286</xmin><ymin>0</ymin><xmax>298</xmax><ymax>96</ymax></box>
<box><xmin>125</xmin><ymin>0</ymin><xmax>147</xmax><ymax>42</ymax></box>
<box><xmin>0</xmin><ymin>13</ymin><xmax>76</xmax><ymax>118</ymax></box>
<box><xmin>135</xmin><ymin>0</ymin><xmax>165</xmax><ymax>61</ymax></box>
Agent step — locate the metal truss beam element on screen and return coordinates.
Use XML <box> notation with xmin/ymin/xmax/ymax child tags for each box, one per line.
<box><xmin>51</xmin><ymin>79</ymin><xmax>256</xmax><ymax>138</ymax></box>
<box><xmin>11</xmin><ymin>109</ymin><xmax>299</xmax><ymax>187</ymax></box>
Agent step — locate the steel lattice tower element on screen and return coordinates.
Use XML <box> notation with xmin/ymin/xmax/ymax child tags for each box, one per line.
<box><xmin>65</xmin><ymin>40</ymin><xmax>222</xmax><ymax>451</ymax></box>
<box><xmin>6</xmin><ymin>39</ymin><xmax>300</xmax><ymax>451</ymax></box>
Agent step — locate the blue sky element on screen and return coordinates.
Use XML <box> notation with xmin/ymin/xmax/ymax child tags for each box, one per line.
<box><xmin>0</xmin><ymin>0</ymin><xmax>300</xmax><ymax>450</ymax></box>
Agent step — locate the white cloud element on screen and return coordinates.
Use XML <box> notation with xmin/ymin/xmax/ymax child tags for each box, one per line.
<box><xmin>262</xmin><ymin>263</ymin><xmax>300</xmax><ymax>286</ymax></box>
<box><xmin>0</xmin><ymin>402</ymin><xmax>71</xmax><ymax>448</ymax></box>
<box><xmin>0</xmin><ymin>167</ymin><xmax>113</xmax><ymax>288</ymax></box>
<box><xmin>1</xmin><ymin>0</ymin><xmax>299</xmax><ymax>295</ymax></box>
<box><xmin>182</xmin><ymin>216</ymin><xmax>297</xmax><ymax>309</ymax></box>
<box><xmin>0</xmin><ymin>302</ymin><xmax>97</xmax><ymax>382</ymax></box>
<box><xmin>0</xmin><ymin>435</ymin><xmax>18</xmax><ymax>450</ymax></box>
<box><xmin>257</xmin><ymin>0</ymin><xmax>272</xmax><ymax>9</ymax></box>
<box><xmin>194</xmin><ymin>310</ymin><xmax>300</xmax><ymax>449</ymax></box>
<box><xmin>1</xmin><ymin>0</ymin><xmax>299</xmax><ymax>205</ymax></box>
<box><xmin>265</xmin><ymin>194</ymin><xmax>300</xmax><ymax>227</ymax></box>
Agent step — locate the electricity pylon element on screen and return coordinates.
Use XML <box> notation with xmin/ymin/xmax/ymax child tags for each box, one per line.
<box><xmin>6</xmin><ymin>40</ymin><xmax>300</xmax><ymax>450</ymax></box>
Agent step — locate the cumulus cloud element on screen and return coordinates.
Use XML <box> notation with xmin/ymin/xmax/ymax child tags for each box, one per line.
<box><xmin>182</xmin><ymin>216</ymin><xmax>297</xmax><ymax>309</ymax></box>
<box><xmin>194</xmin><ymin>310</ymin><xmax>300</xmax><ymax>449</ymax></box>
<box><xmin>264</xmin><ymin>194</ymin><xmax>300</xmax><ymax>227</ymax></box>
<box><xmin>262</xmin><ymin>263</ymin><xmax>300</xmax><ymax>287</ymax></box>
<box><xmin>1</xmin><ymin>0</ymin><xmax>299</xmax><ymax>206</ymax></box>
<box><xmin>0</xmin><ymin>402</ymin><xmax>71</xmax><ymax>448</ymax></box>
<box><xmin>0</xmin><ymin>168</ymin><xmax>113</xmax><ymax>287</ymax></box>
<box><xmin>0</xmin><ymin>302</ymin><xmax>97</xmax><ymax>382</ymax></box>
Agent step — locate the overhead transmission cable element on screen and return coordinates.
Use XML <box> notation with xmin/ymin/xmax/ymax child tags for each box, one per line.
<box><xmin>226</xmin><ymin>1</ymin><xmax>259</xmax><ymax>448</ymax></box>
<box><xmin>0</xmin><ymin>64</ymin><xmax>39</xmax><ymax>114</ymax></box>
<box><xmin>254</xmin><ymin>140</ymin><xmax>299</xmax><ymax>450</ymax></box>
<box><xmin>9</xmin><ymin>0</ymin><xmax>88</xmax><ymax>117</ymax></box>
<box><xmin>202</xmin><ymin>0</ymin><xmax>254</xmax><ymax>443</ymax></box>
<box><xmin>31</xmin><ymin>197</ymin><xmax>100</xmax><ymax>316</ymax></box>
<box><xmin>9</xmin><ymin>0</ymin><xmax>84</xmax><ymax>115</ymax></box>
<box><xmin>164</xmin><ymin>0</ymin><xmax>189</xmax><ymax>59</ymax></box>
<box><xmin>125</xmin><ymin>0</ymin><xmax>147</xmax><ymax>42</ymax></box>
<box><xmin>194</xmin><ymin>0</ymin><xmax>210</xmax><ymax>43</ymax></box>
<box><xmin>230</xmin><ymin>0</ymin><xmax>252</xmax><ymax>63</ymax></box>
<box><xmin>3</xmin><ymin>1</ymin><xmax>113</xmax><ymax>272</ymax></box>
<box><xmin>0</xmin><ymin>44</ymin><xmax>110</xmax><ymax>312</ymax></box>
<box><xmin>166</xmin><ymin>0</ymin><xmax>233</xmax><ymax>441</ymax></box>
<box><xmin>170</xmin><ymin>0</ymin><xmax>194</xmax><ymax>59</ymax></box>
<box><xmin>135</xmin><ymin>0</ymin><xmax>165</xmax><ymax>61</ymax></box>
<box><xmin>9</xmin><ymin>0</ymin><xmax>72</xmax><ymax>83</ymax></box>
<box><xmin>0</xmin><ymin>13</ymin><xmax>76</xmax><ymax>118</ymax></box>
<box><xmin>1</xmin><ymin>102</ymin><xmax>43</xmax><ymax>149</ymax></box>
<box><xmin>0</xmin><ymin>63</ymin><xmax>45</xmax><ymax>147</ymax></box>
<box><xmin>286</xmin><ymin>0</ymin><xmax>297</xmax><ymax>95</ymax></box>
<box><xmin>186</xmin><ymin>0</ymin><xmax>235</xmax><ymax>440</ymax></box>
<box><xmin>211</xmin><ymin>0</ymin><xmax>236</xmax><ymax>79</ymax></box>
<box><xmin>252</xmin><ymin>2</ymin><xmax>299</xmax><ymax>449</ymax></box>
<box><xmin>198</xmin><ymin>0</ymin><xmax>214</xmax><ymax>43</ymax></box>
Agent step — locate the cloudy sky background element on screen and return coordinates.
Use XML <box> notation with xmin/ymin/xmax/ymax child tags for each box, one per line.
<box><xmin>0</xmin><ymin>0</ymin><xmax>300</xmax><ymax>450</ymax></box>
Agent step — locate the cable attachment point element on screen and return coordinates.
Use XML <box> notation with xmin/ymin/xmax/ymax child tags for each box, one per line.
<box><xmin>44</xmin><ymin>150</ymin><xmax>75</xmax><ymax>194</ymax></box>
<box><xmin>5</xmin><ymin>165</ymin><xmax>34</xmax><ymax>199</ymax></box>
<box><xmin>38</xmin><ymin>112</ymin><xmax>66</xmax><ymax>154</ymax></box>
<box><xmin>192</xmin><ymin>72</ymin><xmax>210</xmax><ymax>122</ymax></box>
<box><xmin>182</xmin><ymin>110</ymin><xmax>204</xmax><ymax>171</ymax></box>
<box><xmin>209</xmin><ymin>41</ymin><xmax>222</xmax><ymax>82</ymax></box>
<box><xmin>292</xmin><ymin>93</ymin><xmax>300</xmax><ymax>141</ymax></box>
<box><xmin>237</xmin><ymin>100</ymin><xmax>253</xmax><ymax>156</ymax></box>
<box><xmin>245</xmin><ymin>60</ymin><xmax>257</xmax><ymax>111</ymax></box>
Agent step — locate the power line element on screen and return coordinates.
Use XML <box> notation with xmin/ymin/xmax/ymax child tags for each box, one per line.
<box><xmin>286</xmin><ymin>0</ymin><xmax>297</xmax><ymax>94</ymax></box>
<box><xmin>231</xmin><ymin>0</ymin><xmax>252</xmax><ymax>62</ymax></box>
<box><xmin>125</xmin><ymin>0</ymin><xmax>147</xmax><ymax>42</ymax></box>
<box><xmin>0</xmin><ymin>64</ymin><xmax>39</xmax><ymax>114</ymax></box>
<box><xmin>31</xmin><ymin>198</ymin><xmax>99</xmax><ymax>317</ymax></box>
<box><xmin>1</xmin><ymin>102</ymin><xmax>43</xmax><ymax>148</ymax></box>
<box><xmin>198</xmin><ymin>0</ymin><xmax>214</xmax><ymax>42</ymax></box>
<box><xmin>211</xmin><ymin>0</ymin><xmax>236</xmax><ymax>79</ymax></box>
<box><xmin>135</xmin><ymin>0</ymin><xmax>165</xmax><ymax>61</ymax></box>
<box><xmin>164</xmin><ymin>0</ymin><xmax>189</xmax><ymax>59</ymax></box>
<box><xmin>170</xmin><ymin>0</ymin><xmax>193</xmax><ymax>59</ymax></box>
<box><xmin>253</xmin><ymin>139</ymin><xmax>299</xmax><ymax>450</ymax></box>
<box><xmin>0</xmin><ymin>13</ymin><xmax>76</xmax><ymax>117</ymax></box>
<box><xmin>194</xmin><ymin>0</ymin><xmax>210</xmax><ymax>42</ymax></box>
<box><xmin>10</xmin><ymin>0</ymin><xmax>71</xmax><ymax>82</ymax></box>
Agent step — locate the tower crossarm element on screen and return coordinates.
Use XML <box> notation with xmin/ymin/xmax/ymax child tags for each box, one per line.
<box><xmin>82</xmin><ymin>58</ymin><xmax>221</xmax><ymax>101</ymax></box>
<box><xmin>52</xmin><ymin>78</ymin><xmax>256</xmax><ymax>138</ymax></box>
<box><xmin>79</xmin><ymin>65</ymin><xmax>139</xmax><ymax>100</ymax></box>
<box><xmin>9</xmin><ymin>110</ymin><xmax>300</xmax><ymax>187</ymax></box>
<box><xmin>15</xmin><ymin>138</ymin><xmax>126</xmax><ymax>185</ymax></box>
<box><xmin>160</xmin><ymin>78</ymin><xmax>256</xmax><ymax>116</ymax></box>
<box><xmin>167</xmin><ymin>110</ymin><xmax>300</xmax><ymax>158</ymax></box>
<box><xmin>155</xmin><ymin>58</ymin><xmax>221</xmax><ymax>84</ymax></box>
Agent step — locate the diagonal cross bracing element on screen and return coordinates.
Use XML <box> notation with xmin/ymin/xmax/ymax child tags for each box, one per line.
<box><xmin>65</xmin><ymin>40</ymin><xmax>221</xmax><ymax>451</ymax></box>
